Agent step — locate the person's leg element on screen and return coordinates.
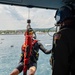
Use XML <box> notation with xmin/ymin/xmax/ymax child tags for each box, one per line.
<box><xmin>28</xmin><ymin>66</ymin><xmax>36</xmax><ymax>75</ymax></box>
<box><xmin>10</xmin><ymin>62</ymin><xmax>23</xmax><ymax>75</ymax></box>
<box><xmin>10</xmin><ymin>69</ymin><xmax>19</xmax><ymax>75</ymax></box>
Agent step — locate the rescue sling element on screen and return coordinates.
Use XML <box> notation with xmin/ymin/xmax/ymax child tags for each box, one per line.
<box><xmin>22</xmin><ymin>31</ymin><xmax>37</xmax><ymax>75</ymax></box>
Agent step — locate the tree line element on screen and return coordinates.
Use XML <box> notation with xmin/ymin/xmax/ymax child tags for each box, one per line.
<box><xmin>0</xmin><ymin>28</ymin><xmax>56</xmax><ymax>35</ymax></box>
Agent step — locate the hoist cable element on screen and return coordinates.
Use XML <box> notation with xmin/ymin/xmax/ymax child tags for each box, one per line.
<box><xmin>47</xmin><ymin>26</ymin><xmax>56</xmax><ymax>37</ymax></box>
<box><xmin>28</xmin><ymin>8</ymin><xmax>30</xmax><ymax>19</ymax></box>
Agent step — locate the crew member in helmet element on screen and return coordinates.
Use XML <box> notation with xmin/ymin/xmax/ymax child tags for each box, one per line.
<box><xmin>50</xmin><ymin>4</ymin><xmax>75</xmax><ymax>75</ymax></box>
<box><xmin>10</xmin><ymin>25</ymin><xmax>51</xmax><ymax>75</ymax></box>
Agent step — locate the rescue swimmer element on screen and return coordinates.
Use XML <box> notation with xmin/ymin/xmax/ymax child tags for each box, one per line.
<box><xmin>10</xmin><ymin>19</ymin><xmax>51</xmax><ymax>75</ymax></box>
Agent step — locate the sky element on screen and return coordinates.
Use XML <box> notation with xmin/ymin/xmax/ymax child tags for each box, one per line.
<box><xmin>0</xmin><ymin>4</ymin><xmax>56</xmax><ymax>30</ymax></box>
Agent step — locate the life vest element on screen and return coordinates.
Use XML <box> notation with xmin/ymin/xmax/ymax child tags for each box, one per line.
<box><xmin>22</xmin><ymin>39</ymin><xmax>38</xmax><ymax>52</ymax></box>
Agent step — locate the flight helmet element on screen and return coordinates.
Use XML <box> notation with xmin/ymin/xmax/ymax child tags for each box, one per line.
<box><xmin>55</xmin><ymin>4</ymin><xmax>75</xmax><ymax>24</ymax></box>
<box><xmin>28</xmin><ymin>28</ymin><xmax>36</xmax><ymax>39</ymax></box>
<box><xmin>24</xmin><ymin>28</ymin><xmax>36</xmax><ymax>39</ymax></box>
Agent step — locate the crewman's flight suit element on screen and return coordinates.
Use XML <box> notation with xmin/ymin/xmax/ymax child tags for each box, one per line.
<box><xmin>51</xmin><ymin>25</ymin><xmax>75</xmax><ymax>75</ymax></box>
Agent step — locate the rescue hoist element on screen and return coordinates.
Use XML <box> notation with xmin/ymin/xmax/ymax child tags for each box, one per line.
<box><xmin>22</xmin><ymin>7</ymin><xmax>33</xmax><ymax>75</ymax></box>
<box><xmin>23</xmin><ymin>19</ymin><xmax>37</xmax><ymax>75</ymax></box>
<box><xmin>23</xmin><ymin>19</ymin><xmax>33</xmax><ymax>75</ymax></box>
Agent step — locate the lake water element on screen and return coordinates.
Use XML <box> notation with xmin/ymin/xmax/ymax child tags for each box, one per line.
<box><xmin>0</xmin><ymin>32</ymin><xmax>54</xmax><ymax>75</ymax></box>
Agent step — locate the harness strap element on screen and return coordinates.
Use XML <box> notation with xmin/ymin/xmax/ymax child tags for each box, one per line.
<box><xmin>32</xmin><ymin>39</ymin><xmax>38</xmax><ymax>46</ymax></box>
